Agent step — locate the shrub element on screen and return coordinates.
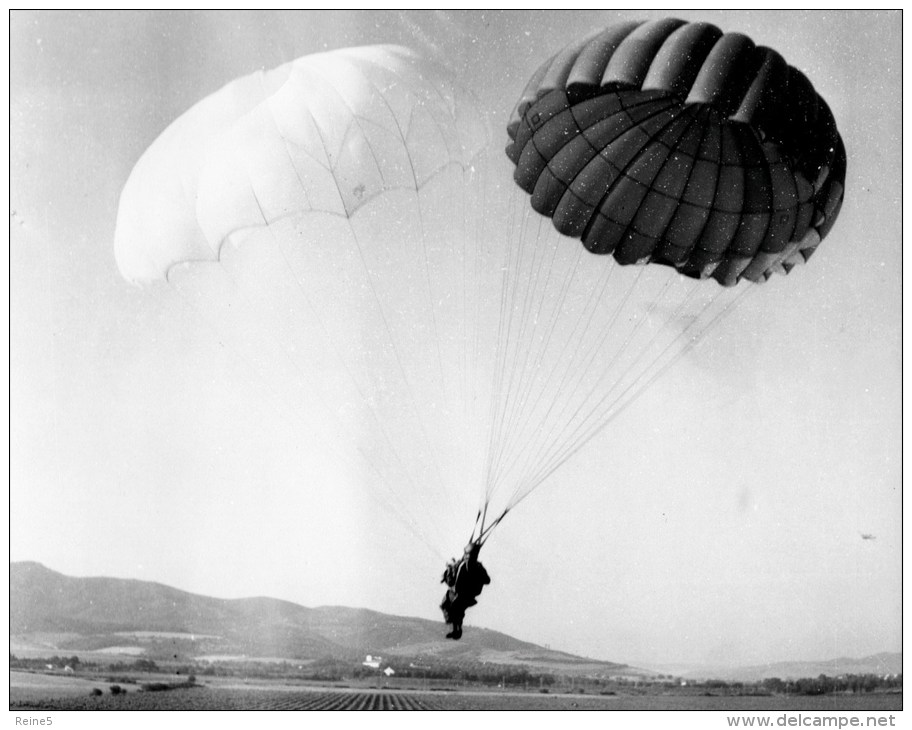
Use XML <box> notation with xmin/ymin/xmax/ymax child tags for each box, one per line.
<box><xmin>90</xmin><ymin>688</ymin><xmax>102</xmax><ymax>697</ymax></box>
<box><xmin>110</xmin><ymin>685</ymin><xmax>123</xmax><ymax>695</ymax></box>
<box><xmin>140</xmin><ymin>682</ymin><xmax>172</xmax><ymax>692</ymax></box>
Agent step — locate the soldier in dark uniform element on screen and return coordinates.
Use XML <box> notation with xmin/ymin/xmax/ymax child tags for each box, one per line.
<box><xmin>440</xmin><ymin>541</ymin><xmax>490</xmax><ymax>639</ymax></box>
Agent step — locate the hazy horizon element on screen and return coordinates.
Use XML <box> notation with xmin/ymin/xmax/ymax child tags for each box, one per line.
<box><xmin>10</xmin><ymin>10</ymin><xmax>901</xmax><ymax>668</ymax></box>
<box><xmin>9</xmin><ymin>558</ymin><xmax>900</xmax><ymax>673</ymax></box>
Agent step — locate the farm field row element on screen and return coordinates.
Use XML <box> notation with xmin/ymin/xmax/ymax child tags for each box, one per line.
<box><xmin>10</xmin><ymin>686</ymin><xmax>903</xmax><ymax>711</ymax></box>
<box><xmin>11</xmin><ymin>688</ymin><xmax>438</xmax><ymax>710</ymax></box>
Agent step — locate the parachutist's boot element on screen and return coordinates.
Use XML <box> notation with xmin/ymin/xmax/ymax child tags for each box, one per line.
<box><xmin>452</xmin><ymin>627</ymin><xmax>462</xmax><ymax>640</ymax></box>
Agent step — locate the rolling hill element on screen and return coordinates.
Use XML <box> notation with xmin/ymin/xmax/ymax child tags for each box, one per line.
<box><xmin>9</xmin><ymin>561</ymin><xmax>630</xmax><ymax>675</ymax></box>
<box><xmin>667</xmin><ymin>653</ymin><xmax>903</xmax><ymax>682</ymax></box>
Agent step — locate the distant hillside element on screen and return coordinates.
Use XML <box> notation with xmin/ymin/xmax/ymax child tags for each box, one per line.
<box><xmin>652</xmin><ymin>652</ymin><xmax>903</xmax><ymax>682</ymax></box>
<box><xmin>710</xmin><ymin>653</ymin><xmax>903</xmax><ymax>682</ymax></box>
<box><xmin>9</xmin><ymin>562</ymin><xmax>629</xmax><ymax>675</ymax></box>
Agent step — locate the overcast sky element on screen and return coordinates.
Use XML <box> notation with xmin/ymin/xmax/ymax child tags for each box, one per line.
<box><xmin>9</xmin><ymin>10</ymin><xmax>901</xmax><ymax>669</ymax></box>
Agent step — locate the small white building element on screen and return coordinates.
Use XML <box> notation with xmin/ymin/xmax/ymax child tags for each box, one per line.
<box><xmin>362</xmin><ymin>655</ymin><xmax>382</xmax><ymax>669</ymax></box>
<box><xmin>384</xmin><ymin>667</ymin><xmax>395</xmax><ymax>677</ymax></box>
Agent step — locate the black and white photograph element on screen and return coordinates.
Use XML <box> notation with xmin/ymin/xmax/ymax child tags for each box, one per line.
<box><xmin>9</xmin><ymin>9</ymin><xmax>902</xmax><ymax>723</ymax></box>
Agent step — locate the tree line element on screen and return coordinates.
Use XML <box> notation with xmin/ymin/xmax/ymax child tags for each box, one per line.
<box><xmin>10</xmin><ymin>654</ymin><xmax>902</xmax><ymax>695</ymax></box>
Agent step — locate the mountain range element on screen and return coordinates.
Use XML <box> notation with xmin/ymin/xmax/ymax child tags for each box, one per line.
<box><xmin>10</xmin><ymin>562</ymin><xmax>900</xmax><ymax>681</ymax></box>
<box><xmin>9</xmin><ymin>561</ymin><xmax>630</xmax><ymax>676</ymax></box>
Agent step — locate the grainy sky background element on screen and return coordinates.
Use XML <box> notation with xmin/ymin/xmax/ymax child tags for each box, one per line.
<box><xmin>10</xmin><ymin>10</ymin><xmax>901</xmax><ymax>669</ymax></box>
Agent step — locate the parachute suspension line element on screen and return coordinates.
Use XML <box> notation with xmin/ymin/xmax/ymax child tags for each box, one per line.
<box><xmin>488</xmin><ymin>106</ymin><xmax>708</xmax><ymax>500</ymax></box>
<box><xmin>256</xmin><ymin>211</ymin><xmax>448</xmax><ymax>542</ymax></box>
<box><xmin>341</xmin><ymin>215</ymin><xmax>459</xmax><ymax>514</ymax></box>
<box><xmin>480</xmin><ymin>191</ymin><xmax>531</xmax><ymax>505</ymax></box>
<box><xmin>497</xmin><ymin>112</ymin><xmax>723</xmax><ymax>503</ymax></box>
<box><xmin>484</xmin><ymin>220</ymin><xmax>557</xmax><ymax>498</ymax></box>
<box><xmin>413</xmin><ymin>164</ymin><xmax>479</xmax><ymax>514</ymax></box>
<box><xmin>361</xmin><ymin>59</ymin><xmax>498</xmax><ymax>526</ymax></box>
<box><xmin>459</xmin><ymin>163</ymin><xmax>471</xmax><ymax>453</ymax></box>
<box><xmin>504</xmin><ymin>269</ymin><xmax>697</xmax><ymax>505</ymax></box>
<box><xmin>467</xmin><ymin>500</ymin><xmax>508</xmax><ymax>547</ymax></box>
<box><xmin>320</xmin><ymin>166</ymin><xmax>453</xmax><ymax>512</ymax></box>
<box><xmin>477</xmin><ymin>507</ymin><xmax>510</xmax><ymax>546</ymax></box>
<box><xmin>473</xmin><ymin>159</ymin><xmax>493</xmax><ymax>436</ymax></box>
<box><xmin>470</xmin><ymin>502</ymin><xmax>490</xmax><ymax>544</ymax></box>
<box><xmin>493</xmin><ymin>259</ymin><xmax>647</xmax><ymax>503</ymax></box>
<box><xmin>298</xmin><ymin>70</ymin><xmax>457</xmax><ymax>518</ymax></box>
<box><xmin>165</xmin><ymin>246</ymin><xmax>444</xmax><ymax>563</ymax></box>
<box><xmin>485</xmin><ymin>249</ymin><xmax>612</xmax><ymax>501</ymax></box>
<box><xmin>344</xmin><ymin>58</ymin><xmax>473</xmax><ymax>397</ymax></box>
<box><xmin>498</xmin><ymin>211</ymin><xmax>559</xmax><ymax>464</ymax></box>
<box><xmin>499</xmin><ymin>261</ymin><xmax>699</xmax><ymax>510</ymax></box>
<box><xmin>474</xmin><ymin>155</ymin><xmax>523</xmax><ymax>514</ymax></box>
<box><xmin>352</xmin><ymin>59</ymin><xmax>493</xmax><ymax>484</ymax></box>
<box><xmin>460</xmin><ymin>157</ymin><xmax>487</xmax><ymax>487</ymax></box>
<box><xmin>468</xmin><ymin>156</ymin><xmax>493</xmax><ymax>502</ymax></box>
<box><xmin>468</xmin><ymin>507</ymin><xmax>482</xmax><ymax>543</ymax></box>
<box><xmin>520</xmin><ymin>280</ymin><xmax>756</xmax><ymax>500</ymax></box>
<box><xmin>253</xmin><ymin>102</ymin><xmax>455</xmax><ymax>545</ymax></box>
<box><xmin>612</xmin><ymin>280</ymin><xmax>756</xmax><ymax>411</ymax></box>
<box><xmin>484</xmin><ymin>205</ymin><xmax>546</xmax><ymax>502</ymax></box>
<box><xmin>507</xmin><ymin>107</ymin><xmax>708</xmax><ymax>471</ymax></box>
<box><xmin>412</xmin><ymin>186</ymin><xmax>446</xmax><ymax>393</ymax></box>
<box><xmin>485</xmin><ymin>231</ymin><xmax>589</xmax><ymax>494</ymax></box>
<box><xmin>473</xmin><ymin>160</ymin><xmax>490</xmax><ymax>411</ymax></box>
<box><xmin>507</xmin><ymin>110</ymin><xmax>708</xmax><ymax>470</ymax></box>
<box><xmin>485</xmin><ymin>213</ymin><xmax>550</xmax><ymax>492</ymax></box>
<box><xmin>467</xmin><ymin>160</ymin><xmax>486</xmax><ymax>434</ymax></box>
<box><xmin>491</xmin><ymin>109</ymin><xmax>707</xmax><ymax>499</ymax></box>
<box><xmin>487</xmin><ymin>221</ymin><xmax>565</xmax><ymax>489</ymax></box>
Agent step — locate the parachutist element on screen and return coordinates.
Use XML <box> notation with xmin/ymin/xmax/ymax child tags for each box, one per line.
<box><xmin>440</xmin><ymin>540</ymin><xmax>490</xmax><ymax>640</ymax></box>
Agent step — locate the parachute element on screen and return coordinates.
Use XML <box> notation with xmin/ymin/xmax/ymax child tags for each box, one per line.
<box><xmin>116</xmin><ymin>46</ymin><xmax>494</xmax><ymax>554</ymax></box>
<box><xmin>506</xmin><ymin>18</ymin><xmax>845</xmax><ymax>286</ymax></box>
<box><xmin>479</xmin><ymin>18</ymin><xmax>846</xmax><ymax>538</ymax></box>
<box><xmin>115</xmin><ymin>25</ymin><xmax>844</xmax><ymax>556</ymax></box>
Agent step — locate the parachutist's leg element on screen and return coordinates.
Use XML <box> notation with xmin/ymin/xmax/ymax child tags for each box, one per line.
<box><xmin>445</xmin><ymin>605</ymin><xmax>465</xmax><ymax>639</ymax></box>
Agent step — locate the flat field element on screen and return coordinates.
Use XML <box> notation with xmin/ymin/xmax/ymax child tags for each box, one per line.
<box><xmin>9</xmin><ymin>672</ymin><xmax>902</xmax><ymax>711</ymax></box>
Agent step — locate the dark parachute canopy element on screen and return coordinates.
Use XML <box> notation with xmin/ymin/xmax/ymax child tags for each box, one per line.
<box><xmin>506</xmin><ymin>18</ymin><xmax>846</xmax><ymax>286</ymax></box>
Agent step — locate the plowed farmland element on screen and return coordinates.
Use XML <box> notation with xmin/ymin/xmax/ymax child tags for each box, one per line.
<box><xmin>10</xmin><ymin>685</ymin><xmax>620</xmax><ymax>710</ymax></box>
<box><xmin>10</xmin><ymin>673</ymin><xmax>902</xmax><ymax>712</ymax></box>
